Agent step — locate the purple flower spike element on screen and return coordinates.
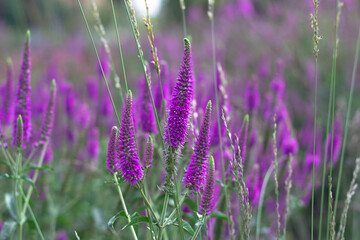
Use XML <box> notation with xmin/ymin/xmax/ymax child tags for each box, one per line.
<box><xmin>144</xmin><ymin>136</ymin><xmax>154</xmax><ymax>169</ymax></box>
<box><xmin>199</xmin><ymin>156</ymin><xmax>216</xmax><ymax>215</ymax></box>
<box><xmin>16</xmin><ymin>115</ymin><xmax>23</xmax><ymax>150</ymax></box>
<box><xmin>139</xmin><ymin>65</ymin><xmax>157</xmax><ymax>134</ymax></box>
<box><xmin>245</xmin><ymin>76</ymin><xmax>260</xmax><ymax>112</ymax></box>
<box><xmin>118</xmin><ymin>91</ymin><xmax>143</xmax><ymax>185</ymax></box>
<box><xmin>87</xmin><ymin>126</ymin><xmax>100</xmax><ymax>161</ymax></box>
<box><xmin>166</xmin><ymin>38</ymin><xmax>193</xmax><ymax>148</ymax></box>
<box><xmin>183</xmin><ymin>100</ymin><xmax>212</xmax><ymax>192</ymax></box>
<box><xmin>1</xmin><ymin>58</ymin><xmax>14</xmax><ymax>126</ymax></box>
<box><xmin>13</xmin><ymin>31</ymin><xmax>32</xmax><ymax>144</ymax></box>
<box><xmin>39</xmin><ymin>80</ymin><xmax>56</xmax><ymax>145</ymax></box>
<box><xmin>107</xmin><ymin>126</ymin><xmax>119</xmax><ymax>174</ymax></box>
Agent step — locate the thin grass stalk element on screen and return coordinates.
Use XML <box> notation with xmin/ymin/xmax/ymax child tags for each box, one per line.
<box><xmin>272</xmin><ymin>117</ymin><xmax>281</xmax><ymax>238</ymax></box>
<box><xmin>208</xmin><ymin>1</ymin><xmax>234</xmax><ymax>238</ymax></box>
<box><xmin>319</xmin><ymin>0</ymin><xmax>344</xmax><ymax>238</ymax></box>
<box><xmin>110</xmin><ymin>0</ymin><xmax>129</xmax><ymax>93</ymax></box>
<box><xmin>222</xmin><ymin>111</ymin><xmax>249</xmax><ymax>239</ymax></box>
<box><xmin>310</xmin><ymin>1</ymin><xmax>320</xmax><ymax>239</ymax></box>
<box><xmin>283</xmin><ymin>154</ymin><xmax>293</xmax><ymax>238</ymax></box>
<box><xmin>122</xmin><ymin>0</ymin><xmax>164</xmax><ymax>149</ymax></box>
<box><xmin>336</xmin><ymin>158</ymin><xmax>360</xmax><ymax>240</ymax></box>
<box><xmin>334</xmin><ymin>24</ymin><xmax>360</xmax><ymax>217</ymax></box>
<box><xmin>179</xmin><ymin>0</ymin><xmax>187</xmax><ymax>37</ymax></box>
<box><xmin>91</xmin><ymin>0</ymin><xmax>123</xmax><ymax>101</ymax></box>
<box><xmin>329</xmin><ymin>177</ymin><xmax>336</xmax><ymax>240</ymax></box>
<box><xmin>20</xmin><ymin>143</ymin><xmax>48</xmax><ymax>225</ymax></box>
<box><xmin>76</xmin><ymin>0</ymin><xmax>121</xmax><ymax>127</ymax></box>
<box><xmin>256</xmin><ymin>165</ymin><xmax>274</xmax><ymax>240</ymax></box>
<box><xmin>113</xmin><ymin>173</ymin><xmax>138</xmax><ymax>240</ymax></box>
<box><xmin>326</xmin><ymin>1</ymin><xmax>343</xmax><ymax>233</ymax></box>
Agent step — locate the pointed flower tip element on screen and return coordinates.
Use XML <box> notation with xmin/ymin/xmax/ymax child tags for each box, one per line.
<box><xmin>25</xmin><ymin>30</ymin><xmax>31</xmax><ymax>43</ymax></box>
<box><xmin>106</xmin><ymin>126</ymin><xmax>119</xmax><ymax>174</ymax></box>
<box><xmin>184</xmin><ymin>38</ymin><xmax>191</xmax><ymax>48</ymax></box>
<box><xmin>209</xmin><ymin>155</ymin><xmax>215</xmax><ymax>170</ymax></box>
<box><xmin>16</xmin><ymin>115</ymin><xmax>23</xmax><ymax>149</ymax></box>
<box><xmin>6</xmin><ymin>57</ymin><xmax>12</xmax><ymax>65</ymax></box>
<box><xmin>244</xmin><ymin>114</ymin><xmax>250</xmax><ymax>122</ymax></box>
<box><xmin>51</xmin><ymin>79</ymin><xmax>56</xmax><ymax>89</ymax></box>
<box><xmin>207</xmin><ymin>100</ymin><xmax>212</xmax><ymax>110</ymax></box>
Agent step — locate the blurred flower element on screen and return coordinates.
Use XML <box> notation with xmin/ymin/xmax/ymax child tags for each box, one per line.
<box><xmin>13</xmin><ymin>31</ymin><xmax>32</xmax><ymax>144</ymax></box>
<box><xmin>106</xmin><ymin>126</ymin><xmax>119</xmax><ymax>174</ymax></box>
<box><xmin>199</xmin><ymin>156</ymin><xmax>216</xmax><ymax>215</ymax></box>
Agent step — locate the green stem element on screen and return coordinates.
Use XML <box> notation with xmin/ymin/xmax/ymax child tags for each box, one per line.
<box><xmin>15</xmin><ymin>151</ymin><xmax>23</xmax><ymax>240</ymax></box>
<box><xmin>209</xmin><ymin>3</ymin><xmax>233</xmax><ymax>239</ymax></box>
<box><xmin>334</xmin><ymin>23</ymin><xmax>360</xmax><ymax>218</ymax></box>
<box><xmin>191</xmin><ymin>214</ymin><xmax>206</xmax><ymax>240</ymax></box>
<box><xmin>174</xmin><ymin>179</ymin><xmax>185</xmax><ymax>240</ymax></box>
<box><xmin>180</xmin><ymin>1</ymin><xmax>187</xmax><ymax>37</ymax></box>
<box><xmin>256</xmin><ymin>165</ymin><xmax>274</xmax><ymax>240</ymax></box>
<box><xmin>163</xmin><ymin>191</ymin><xmax>188</xmax><ymax>226</ymax></box>
<box><xmin>19</xmin><ymin>187</ymin><xmax>45</xmax><ymax>240</ymax></box>
<box><xmin>110</xmin><ymin>0</ymin><xmax>128</xmax><ymax>93</ymax></box>
<box><xmin>137</xmin><ymin>184</ymin><xmax>159</xmax><ymax>223</ymax></box>
<box><xmin>311</xmin><ymin>57</ymin><xmax>318</xmax><ymax>240</ymax></box>
<box><xmin>77</xmin><ymin>0</ymin><xmax>121</xmax><ymax>127</ymax></box>
<box><xmin>123</xmin><ymin>0</ymin><xmax>165</xmax><ymax>150</ymax></box>
<box><xmin>114</xmin><ymin>174</ymin><xmax>138</xmax><ymax>240</ymax></box>
<box><xmin>158</xmin><ymin>193</ymin><xmax>170</xmax><ymax>240</ymax></box>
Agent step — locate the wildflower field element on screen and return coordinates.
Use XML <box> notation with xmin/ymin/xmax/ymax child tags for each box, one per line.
<box><xmin>1</xmin><ymin>0</ymin><xmax>360</xmax><ymax>239</ymax></box>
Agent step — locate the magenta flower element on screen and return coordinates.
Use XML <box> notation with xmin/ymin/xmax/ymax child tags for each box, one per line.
<box><xmin>165</xmin><ymin>38</ymin><xmax>193</xmax><ymax>148</ymax></box>
<box><xmin>39</xmin><ymin>80</ymin><xmax>56</xmax><ymax>145</ymax></box>
<box><xmin>107</xmin><ymin>126</ymin><xmax>119</xmax><ymax>174</ymax></box>
<box><xmin>1</xmin><ymin>58</ymin><xmax>14</xmax><ymax>127</ymax></box>
<box><xmin>183</xmin><ymin>100</ymin><xmax>212</xmax><ymax>192</ymax></box>
<box><xmin>143</xmin><ymin>135</ymin><xmax>154</xmax><ymax>169</ymax></box>
<box><xmin>139</xmin><ymin>66</ymin><xmax>157</xmax><ymax>134</ymax></box>
<box><xmin>245</xmin><ymin>77</ymin><xmax>260</xmax><ymax>112</ymax></box>
<box><xmin>199</xmin><ymin>156</ymin><xmax>216</xmax><ymax>215</ymax></box>
<box><xmin>117</xmin><ymin>91</ymin><xmax>143</xmax><ymax>185</ymax></box>
<box><xmin>13</xmin><ymin>31</ymin><xmax>32</xmax><ymax>144</ymax></box>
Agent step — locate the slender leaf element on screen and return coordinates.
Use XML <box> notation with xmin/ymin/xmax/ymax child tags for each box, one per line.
<box><xmin>121</xmin><ymin>216</ymin><xmax>149</xmax><ymax>231</ymax></box>
<box><xmin>0</xmin><ymin>220</ymin><xmax>17</xmax><ymax>240</ymax></box>
<box><xmin>107</xmin><ymin>210</ymin><xmax>127</xmax><ymax>231</ymax></box>
<box><xmin>172</xmin><ymin>219</ymin><xmax>195</xmax><ymax>235</ymax></box>
<box><xmin>4</xmin><ymin>194</ymin><xmax>17</xmax><ymax>220</ymax></box>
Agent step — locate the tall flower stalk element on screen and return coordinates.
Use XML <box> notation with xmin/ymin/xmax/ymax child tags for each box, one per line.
<box><xmin>13</xmin><ymin>30</ymin><xmax>32</xmax><ymax>145</ymax></box>
<box><xmin>38</xmin><ymin>80</ymin><xmax>56</xmax><ymax>146</ymax></box>
<box><xmin>117</xmin><ymin>91</ymin><xmax>143</xmax><ymax>185</ymax></box>
<box><xmin>183</xmin><ymin>100</ymin><xmax>212</xmax><ymax>192</ymax></box>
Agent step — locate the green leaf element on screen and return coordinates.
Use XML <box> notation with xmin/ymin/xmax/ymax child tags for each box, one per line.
<box><xmin>107</xmin><ymin>210</ymin><xmax>127</xmax><ymax>232</ymax></box>
<box><xmin>19</xmin><ymin>175</ymin><xmax>37</xmax><ymax>194</ymax></box>
<box><xmin>172</xmin><ymin>219</ymin><xmax>194</xmax><ymax>235</ymax></box>
<box><xmin>5</xmin><ymin>194</ymin><xmax>17</xmax><ymax>220</ymax></box>
<box><xmin>121</xmin><ymin>216</ymin><xmax>149</xmax><ymax>231</ymax></box>
<box><xmin>23</xmin><ymin>164</ymin><xmax>53</xmax><ymax>172</ymax></box>
<box><xmin>209</xmin><ymin>211</ymin><xmax>228</xmax><ymax>221</ymax></box>
<box><xmin>0</xmin><ymin>220</ymin><xmax>17</xmax><ymax>240</ymax></box>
